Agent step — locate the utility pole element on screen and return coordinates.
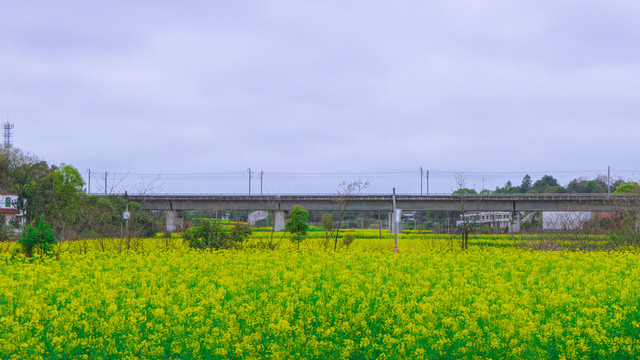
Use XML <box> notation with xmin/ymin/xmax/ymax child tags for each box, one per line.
<box><xmin>426</xmin><ymin>170</ymin><xmax>430</xmax><ymax>195</ymax></box>
<box><xmin>607</xmin><ymin>166</ymin><xmax>611</xmax><ymax>195</ymax></box>
<box><xmin>104</xmin><ymin>172</ymin><xmax>108</xmax><ymax>195</ymax></box>
<box><xmin>420</xmin><ymin>167</ymin><xmax>423</xmax><ymax>195</ymax></box>
<box><xmin>260</xmin><ymin>171</ymin><xmax>264</xmax><ymax>196</ymax></box>
<box><xmin>87</xmin><ymin>169</ymin><xmax>91</xmax><ymax>195</ymax></box>
<box><xmin>247</xmin><ymin>168</ymin><xmax>252</xmax><ymax>196</ymax></box>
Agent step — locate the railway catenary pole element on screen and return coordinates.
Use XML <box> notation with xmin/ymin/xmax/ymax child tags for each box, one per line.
<box><xmin>426</xmin><ymin>170</ymin><xmax>430</xmax><ymax>196</ymax></box>
<box><xmin>420</xmin><ymin>167</ymin><xmax>423</xmax><ymax>195</ymax></box>
<box><xmin>608</xmin><ymin>166</ymin><xmax>611</xmax><ymax>196</ymax></box>
<box><xmin>247</xmin><ymin>168</ymin><xmax>252</xmax><ymax>196</ymax></box>
<box><xmin>260</xmin><ymin>171</ymin><xmax>264</xmax><ymax>196</ymax></box>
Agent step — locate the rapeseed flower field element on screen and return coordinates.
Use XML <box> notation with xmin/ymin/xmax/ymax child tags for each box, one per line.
<box><xmin>1</xmin><ymin>244</ymin><xmax>639</xmax><ymax>359</ymax></box>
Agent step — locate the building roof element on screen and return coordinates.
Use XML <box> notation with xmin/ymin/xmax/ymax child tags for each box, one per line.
<box><xmin>0</xmin><ymin>208</ymin><xmax>20</xmax><ymax>215</ymax></box>
<box><xmin>0</xmin><ymin>185</ymin><xmax>17</xmax><ymax>196</ymax></box>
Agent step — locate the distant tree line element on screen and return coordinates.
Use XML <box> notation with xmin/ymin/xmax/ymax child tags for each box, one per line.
<box><xmin>454</xmin><ymin>174</ymin><xmax>629</xmax><ymax>195</ymax></box>
<box><xmin>498</xmin><ymin>174</ymin><xmax>631</xmax><ymax>194</ymax></box>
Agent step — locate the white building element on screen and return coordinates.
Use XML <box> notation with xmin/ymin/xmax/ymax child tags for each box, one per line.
<box><xmin>0</xmin><ymin>186</ymin><xmax>24</xmax><ymax>228</ymax></box>
<box><xmin>456</xmin><ymin>211</ymin><xmax>512</xmax><ymax>231</ymax></box>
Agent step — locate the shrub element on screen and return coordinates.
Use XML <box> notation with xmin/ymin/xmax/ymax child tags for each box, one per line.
<box><xmin>231</xmin><ymin>223</ymin><xmax>252</xmax><ymax>246</ymax></box>
<box><xmin>18</xmin><ymin>216</ymin><xmax>56</xmax><ymax>257</ymax></box>
<box><xmin>342</xmin><ymin>233</ymin><xmax>355</xmax><ymax>249</ymax></box>
<box><xmin>185</xmin><ymin>220</ymin><xmax>251</xmax><ymax>250</ymax></box>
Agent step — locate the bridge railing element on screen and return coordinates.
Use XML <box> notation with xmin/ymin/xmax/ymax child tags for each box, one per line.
<box><xmin>122</xmin><ymin>193</ymin><xmax>640</xmax><ymax>201</ymax></box>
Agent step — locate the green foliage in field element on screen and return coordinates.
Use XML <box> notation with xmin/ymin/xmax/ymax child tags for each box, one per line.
<box><xmin>17</xmin><ymin>216</ymin><xmax>56</xmax><ymax>258</ymax></box>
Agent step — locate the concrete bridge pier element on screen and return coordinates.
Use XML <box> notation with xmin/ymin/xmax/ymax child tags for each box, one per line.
<box><xmin>166</xmin><ymin>210</ymin><xmax>185</xmax><ymax>232</ymax></box>
<box><xmin>274</xmin><ymin>210</ymin><xmax>287</xmax><ymax>232</ymax></box>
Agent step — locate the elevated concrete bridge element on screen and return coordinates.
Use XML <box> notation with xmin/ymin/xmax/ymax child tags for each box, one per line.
<box><xmin>127</xmin><ymin>193</ymin><xmax>639</xmax><ymax>232</ymax></box>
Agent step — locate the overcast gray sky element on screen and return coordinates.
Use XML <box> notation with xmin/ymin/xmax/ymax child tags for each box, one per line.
<box><xmin>1</xmin><ymin>1</ymin><xmax>639</xmax><ymax>194</ymax></box>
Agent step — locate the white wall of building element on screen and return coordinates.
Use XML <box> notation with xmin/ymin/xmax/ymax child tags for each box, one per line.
<box><xmin>542</xmin><ymin>212</ymin><xmax>592</xmax><ymax>230</ymax></box>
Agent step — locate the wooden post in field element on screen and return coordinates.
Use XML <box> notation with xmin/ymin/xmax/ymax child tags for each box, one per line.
<box><xmin>124</xmin><ymin>192</ymin><xmax>131</xmax><ymax>251</ymax></box>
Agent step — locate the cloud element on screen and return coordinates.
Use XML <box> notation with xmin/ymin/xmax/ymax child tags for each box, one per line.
<box><xmin>1</xmin><ymin>1</ymin><xmax>639</xmax><ymax>193</ymax></box>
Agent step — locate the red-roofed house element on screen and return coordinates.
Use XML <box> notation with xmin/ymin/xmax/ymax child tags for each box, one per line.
<box><xmin>0</xmin><ymin>186</ymin><xmax>24</xmax><ymax>228</ymax></box>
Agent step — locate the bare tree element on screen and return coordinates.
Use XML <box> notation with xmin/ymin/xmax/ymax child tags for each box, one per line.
<box><xmin>607</xmin><ymin>194</ymin><xmax>640</xmax><ymax>250</ymax></box>
<box><xmin>454</xmin><ymin>173</ymin><xmax>481</xmax><ymax>250</ymax></box>
<box><xmin>321</xmin><ymin>213</ymin><xmax>334</xmax><ymax>250</ymax></box>
<box><xmin>332</xmin><ymin>179</ymin><xmax>369</xmax><ymax>250</ymax></box>
<box><xmin>94</xmin><ymin>172</ymin><xmax>162</xmax><ymax>195</ymax></box>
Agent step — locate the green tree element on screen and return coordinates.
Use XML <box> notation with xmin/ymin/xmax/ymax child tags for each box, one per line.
<box><xmin>584</xmin><ymin>180</ymin><xmax>600</xmax><ymax>193</ymax></box>
<box><xmin>567</xmin><ymin>179</ymin><xmax>605</xmax><ymax>193</ymax></box>
<box><xmin>544</xmin><ymin>185</ymin><xmax>566</xmax><ymax>193</ymax></box>
<box><xmin>285</xmin><ymin>205</ymin><xmax>309</xmax><ymax>250</ymax></box>
<box><xmin>566</xmin><ymin>179</ymin><xmax>582</xmax><ymax>193</ymax></box>
<box><xmin>18</xmin><ymin>215</ymin><xmax>56</xmax><ymax>258</ymax></box>
<box><xmin>519</xmin><ymin>175</ymin><xmax>532</xmax><ymax>193</ymax></box>
<box><xmin>533</xmin><ymin>175</ymin><xmax>564</xmax><ymax>193</ymax></box>
<box><xmin>453</xmin><ymin>188</ymin><xmax>477</xmax><ymax>195</ymax></box>
<box><xmin>22</xmin><ymin>164</ymin><xmax>86</xmax><ymax>239</ymax></box>
<box><xmin>614</xmin><ymin>182</ymin><xmax>640</xmax><ymax>194</ymax></box>
<box><xmin>0</xmin><ymin>147</ymin><xmax>50</xmax><ymax>193</ymax></box>
<box><xmin>495</xmin><ymin>180</ymin><xmax>516</xmax><ymax>194</ymax></box>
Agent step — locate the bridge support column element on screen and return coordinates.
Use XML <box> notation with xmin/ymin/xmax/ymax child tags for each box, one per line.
<box><xmin>274</xmin><ymin>211</ymin><xmax>286</xmax><ymax>232</ymax></box>
<box><xmin>508</xmin><ymin>212</ymin><xmax>521</xmax><ymax>234</ymax></box>
<box><xmin>388</xmin><ymin>212</ymin><xmax>403</xmax><ymax>234</ymax></box>
<box><xmin>166</xmin><ymin>210</ymin><xmax>185</xmax><ymax>232</ymax></box>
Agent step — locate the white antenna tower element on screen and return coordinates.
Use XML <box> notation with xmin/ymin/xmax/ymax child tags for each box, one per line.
<box><xmin>3</xmin><ymin>114</ymin><xmax>14</xmax><ymax>147</ymax></box>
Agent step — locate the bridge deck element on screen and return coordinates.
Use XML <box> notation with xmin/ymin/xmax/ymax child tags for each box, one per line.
<box><xmin>126</xmin><ymin>193</ymin><xmax>640</xmax><ymax>212</ymax></box>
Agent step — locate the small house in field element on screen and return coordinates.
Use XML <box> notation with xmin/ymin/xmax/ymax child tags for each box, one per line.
<box><xmin>0</xmin><ymin>186</ymin><xmax>24</xmax><ymax>228</ymax></box>
<box><xmin>248</xmin><ymin>211</ymin><xmax>269</xmax><ymax>226</ymax></box>
<box><xmin>456</xmin><ymin>211</ymin><xmax>512</xmax><ymax>231</ymax></box>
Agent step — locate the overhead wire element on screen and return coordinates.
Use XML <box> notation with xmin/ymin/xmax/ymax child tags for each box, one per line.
<box><xmin>89</xmin><ymin>169</ymin><xmax>640</xmax><ymax>181</ymax></box>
